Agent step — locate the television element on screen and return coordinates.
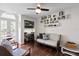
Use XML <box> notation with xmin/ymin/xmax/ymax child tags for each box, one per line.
<box><xmin>24</xmin><ymin>20</ymin><xmax>34</xmax><ymax>28</ymax></box>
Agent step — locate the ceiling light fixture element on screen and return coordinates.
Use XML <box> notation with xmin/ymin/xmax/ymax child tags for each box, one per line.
<box><xmin>27</xmin><ymin>3</ymin><xmax>49</xmax><ymax>14</ymax></box>
<box><xmin>35</xmin><ymin>8</ymin><xmax>41</xmax><ymax>14</ymax></box>
<box><xmin>35</xmin><ymin>3</ymin><xmax>41</xmax><ymax>14</ymax></box>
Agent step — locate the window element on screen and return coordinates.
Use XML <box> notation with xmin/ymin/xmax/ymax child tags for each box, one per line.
<box><xmin>11</xmin><ymin>21</ymin><xmax>16</xmax><ymax>38</ymax></box>
<box><xmin>0</xmin><ymin>13</ymin><xmax>17</xmax><ymax>41</ymax></box>
<box><xmin>1</xmin><ymin>13</ymin><xmax>16</xmax><ymax>20</ymax></box>
<box><xmin>0</xmin><ymin>20</ymin><xmax>7</xmax><ymax>38</ymax></box>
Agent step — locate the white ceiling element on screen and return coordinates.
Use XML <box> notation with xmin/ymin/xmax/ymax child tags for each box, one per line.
<box><xmin>0</xmin><ymin>3</ymin><xmax>79</xmax><ymax>19</ymax></box>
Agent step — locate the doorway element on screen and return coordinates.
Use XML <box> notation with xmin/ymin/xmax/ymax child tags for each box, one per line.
<box><xmin>24</xmin><ymin>20</ymin><xmax>35</xmax><ymax>44</ymax></box>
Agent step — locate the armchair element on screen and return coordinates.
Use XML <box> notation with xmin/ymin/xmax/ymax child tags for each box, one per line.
<box><xmin>1</xmin><ymin>39</ymin><xmax>31</xmax><ymax>56</ymax></box>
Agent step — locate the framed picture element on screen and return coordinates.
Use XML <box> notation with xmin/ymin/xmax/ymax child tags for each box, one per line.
<box><xmin>52</xmin><ymin>21</ymin><xmax>54</xmax><ymax>23</ymax></box>
<box><xmin>53</xmin><ymin>15</ymin><xmax>56</xmax><ymax>17</ymax></box>
<box><xmin>24</xmin><ymin>20</ymin><xmax>34</xmax><ymax>28</ymax></box>
<box><xmin>62</xmin><ymin>16</ymin><xmax>65</xmax><ymax>19</ymax></box>
<box><xmin>54</xmin><ymin>18</ymin><xmax>56</xmax><ymax>21</ymax></box>
<box><xmin>54</xmin><ymin>20</ymin><xmax>59</xmax><ymax>23</ymax></box>
<box><xmin>47</xmin><ymin>19</ymin><xmax>49</xmax><ymax>21</ymax></box>
<box><xmin>59</xmin><ymin>11</ymin><xmax>64</xmax><ymax>16</ymax></box>
<box><xmin>44</xmin><ymin>20</ymin><xmax>47</xmax><ymax>24</ymax></box>
<box><xmin>58</xmin><ymin>17</ymin><xmax>61</xmax><ymax>20</ymax></box>
<box><xmin>50</xmin><ymin>18</ymin><xmax>52</xmax><ymax>21</ymax></box>
<box><xmin>48</xmin><ymin>15</ymin><xmax>51</xmax><ymax>18</ymax></box>
<box><xmin>40</xmin><ymin>21</ymin><xmax>43</xmax><ymax>23</ymax></box>
<box><xmin>41</xmin><ymin>16</ymin><xmax>47</xmax><ymax>20</ymax></box>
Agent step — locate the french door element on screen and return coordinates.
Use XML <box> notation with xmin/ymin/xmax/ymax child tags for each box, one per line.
<box><xmin>0</xmin><ymin>20</ymin><xmax>7</xmax><ymax>38</ymax></box>
<box><xmin>0</xmin><ymin>18</ymin><xmax>16</xmax><ymax>42</ymax></box>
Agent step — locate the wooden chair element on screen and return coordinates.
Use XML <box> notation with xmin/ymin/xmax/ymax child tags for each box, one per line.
<box><xmin>1</xmin><ymin>39</ymin><xmax>31</xmax><ymax>56</ymax></box>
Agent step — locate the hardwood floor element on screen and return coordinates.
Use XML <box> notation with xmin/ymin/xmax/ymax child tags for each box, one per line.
<box><xmin>21</xmin><ymin>42</ymin><xmax>62</xmax><ymax>56</ymax></box>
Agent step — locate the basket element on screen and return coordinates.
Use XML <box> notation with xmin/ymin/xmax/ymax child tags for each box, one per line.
<box><xmin>65</xmin><ymin>42</ymin><xmax>76</xmax><ymax>48</ymax></box>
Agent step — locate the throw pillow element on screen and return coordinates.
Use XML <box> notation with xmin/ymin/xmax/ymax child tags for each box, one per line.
<box><xmin>43</xmin><ymin>34</ymin><xmax>49</xmax><ymax>40</ymax></box>
<box><xmin>39</xmin><ymin>33</ymin><xmax>43</xmax><ymax>39</ymax></box>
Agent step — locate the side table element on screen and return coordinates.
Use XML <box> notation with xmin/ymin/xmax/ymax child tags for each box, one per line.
<box><xmin>61</xmin><ymin>46</ymin><xmax>79</xmax><ymax>56</ymax></box>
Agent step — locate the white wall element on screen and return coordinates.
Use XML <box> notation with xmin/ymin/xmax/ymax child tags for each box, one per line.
<box><xmin>36</xmin><ymin>7</ymin><xmax>79</xmax><ymax>44</ymax></box>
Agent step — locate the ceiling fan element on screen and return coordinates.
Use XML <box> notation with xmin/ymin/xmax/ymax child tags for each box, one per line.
<box><xmin>27</xmin><ymin>3</ymin><xmax>49</xmax><ymax>14</ymax></box>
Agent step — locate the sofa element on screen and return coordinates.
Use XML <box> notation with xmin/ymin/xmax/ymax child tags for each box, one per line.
<box><xmin>36</xmin><ymin>33</ymin><xmax>61</xmax><ymax>48</ymax></box>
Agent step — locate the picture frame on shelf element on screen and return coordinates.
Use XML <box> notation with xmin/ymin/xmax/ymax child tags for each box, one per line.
<box><xmin>58</xmin><ymin>17</ymin><xmax>61</xmax><ymax>20</ymax></box>
<box><xmin>54</xmin><ymin>18</ymin><xmax>56</xmax><ymax>21</ymax></box>
<box><xmin>48</xmin><ymin>15</ymin><xmax>51</xmax><ymax>18</ymax></box>
<box><xmin>47</xmin><ymin>21</ymin><xmax>49</xmax><ymax>24</ymax></box>
<box><xmin>54</xmin><ymin>20</ymin><xmax>59</xmax><ymax>23</ymax></box>
<box><xmin>59</xmin><ymin>11</ymin><xmax>64</xmax><ymax>16</ymax></box>
<box><xmin>47</xmin><ymin>19</ymin><xmax>49</xmax><ymax>21</ymax></box>
<box><xmin>53</xmin><ymin>15</ymin><xmax>56</xmax><ymax>17</ymax></box>
<box><xmin>41</xmin><ymin>16</ymin><xmax>47</xmax><ymax>20</ymax></box>
<box><xmin>62</xmin><ymin>15</ymin><xmax>65</xmax><ymax>19</ymax></box>
<box><xmin>47</xmin><ymin>19</ymin><xmax>49</xmax><ymax>24</ymax></box>
<box><xmin>50</xmin><ymin>18</ymin><xmax>52</xmax><ymax>21</ymax></box>
<box><xmin>40</xmin><ymin>21</ymin><xmax>43</xmax><ymax>23</ymax></box>
<box><xmin>51</xmin><ymin>21</ymin><xmax>54</xmax><ymax>23</ymax></box>
<box><xmin>44</xmin><ymin>20</ymin><xmax>47</xmax><ymax>24</ymax></box>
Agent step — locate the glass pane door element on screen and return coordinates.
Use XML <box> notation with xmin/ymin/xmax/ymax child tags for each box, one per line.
<box><xmin>0</xmin><ymin>20</ymin><xmax>7</xmax><ymax>38</ymax></box>
<box><xmin>11</xmin><ymin>21</ymin><xmax>16</xmax><ymax>39</ymax></box>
